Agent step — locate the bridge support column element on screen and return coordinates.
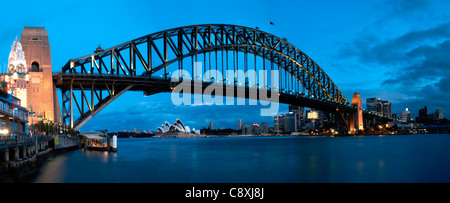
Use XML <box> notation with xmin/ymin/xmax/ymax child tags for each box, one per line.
<box><xmin>13</xmin><ymin>147</ymin><xmax>20</xmax><ymax>161</ymax></box>
<box><xmin>26</xmin><ymin>145</ymin><xmax>32</xmax><ymax>157</ymax></box>
<box><xmin>20</xmin><ymin>146</ymin><xmax>26</xmax><ymax>159</ymax></box>
<box><xmin>1</xmin><ymin>149</ymin><xmax>9</xmax><ymax>162</ymax></box>
<box><xmin>70</xmin><ymin>81</ymin><xmax>74</xmax><ymax>129</ymax></box>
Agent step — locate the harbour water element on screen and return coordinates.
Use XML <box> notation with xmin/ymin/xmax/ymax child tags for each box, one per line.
<box><xmin>32</xmin><ymin>134</ymin><xmax>450</xmax><ymax>183</ymax></box>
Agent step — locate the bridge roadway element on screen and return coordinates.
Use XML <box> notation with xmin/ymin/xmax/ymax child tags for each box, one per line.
<box><xmin>54</xmin><ymin>73</ymin><xmax>391</xmax><ymax>131</ymax></box>
<box><xmin>53</xmin><ymin>73</ymin><xmax>356</xmax><ymax>112</ymax></box>
<box><xmin>54</xmin><ymin>73</ymin><xmax>392</xmax><ymax>131</ymax></box>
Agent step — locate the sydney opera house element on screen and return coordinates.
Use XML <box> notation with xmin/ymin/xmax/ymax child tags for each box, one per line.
<box><xmin>156</xmin><ymin>118</ymin><xmax>201</xmax><ymax>138</ymax></box>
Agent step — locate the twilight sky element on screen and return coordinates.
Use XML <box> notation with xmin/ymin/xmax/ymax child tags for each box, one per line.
<box><xmin>1</xmin><ymin>0</ymin><xmax>449</xmax><ymax>132</ymax></box>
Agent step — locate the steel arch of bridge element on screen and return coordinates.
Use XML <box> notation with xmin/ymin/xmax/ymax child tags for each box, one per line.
<box><xmin>57</xmin><ymin>24</ymin><xmax>351</xmax><ymax>130</ymax></box>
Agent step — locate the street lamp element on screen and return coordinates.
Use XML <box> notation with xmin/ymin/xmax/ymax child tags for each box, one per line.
<box><xmin>38</xmin><ymin>114</ymin><xmax>42</xmax><ymax>136</ymax></box>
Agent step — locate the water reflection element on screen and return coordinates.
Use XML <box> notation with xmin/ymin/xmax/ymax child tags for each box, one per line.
<box><xmin>34</xmin><ymin>154</ymin><xmax>69</xmax><ymax>183</ymax></box>
<box><xmin>32</xmin><ymin>135</ymin><xmax>450</xmax><ymax>183</ymax></box>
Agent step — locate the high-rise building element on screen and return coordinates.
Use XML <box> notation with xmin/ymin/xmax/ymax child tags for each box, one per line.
<box><xmin>238</xmin><ymin>119</ymin><xmax>242</xmax><ymax>130</ymax></box>
<box><xmin>417</xmin><ymin>106</ymin><xmax>428</xmax><ymax>122</ymax></box>
<box><xmin>382</xmin><ymin>100</ymin><xmax>391</xmax><ymax>118</ymax></box>
<box><xmin>400</xmin><ymin>108</ymin><xmax>411</xmax><ymax>123</ymax></box>
<box><xmin>242</xmin><ymin>125</ymin><xmax>252</xmax><ymax>135</ymax></box>
<box><xmin>289</xmin><ymin>104</ymin><xmax>305</xmax><ymax>132</ymax></box>
<box><xmin>209</xmin><ymin>121</ymin><xmax>214</xmax><ymax>130</ymax></box>
<box><xmin>260</xmin><ymin>122</ymin><xmax>268</xmax><ymax>134</ymax></box>
<box><xmin>274</xmin><ymin>114</ymin><xmax>285</xmax><ymax>133</ymax></box>
<box><xmin>367</xmin><ymin>98</ymin><xmax>382</xmax><ymax>115</ymax></box>
<box><xmin>367</xmin><ymin>97</ymin><xmax>392</xmax><ymax>117</ymax></box>
<box><xmin>252</xmin><ymin>123</ymin><xmax>260</xmax><ymax>134</ymax></box>
<box><xmin>433</xmin><ymin>109</ymin><xmax>443</xmax><ymax>120</ymax></box>
<box><xmin>392</xmin><ymin>113</ymin><xmax>398</xmax><ymax>120</ymax></box>
<box><xmin>306</xmin><ymin>109</ymin><xmax>319</xmax><ymax>130</ymax></box>
<box><xmin>284</xmin><ymin>112</ymin><xmax>296</xmax><ymax>133</ymax></box>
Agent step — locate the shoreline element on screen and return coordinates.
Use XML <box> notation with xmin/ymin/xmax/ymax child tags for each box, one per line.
<box><xmin>0</xmin><ymin>145</ymin><xmax>80</xmax><ymax>183</ymax></box>
<box><xmin>118</xmin><ymin>132</ymin><xmax>448</xmax><ymax>139</ymax></box>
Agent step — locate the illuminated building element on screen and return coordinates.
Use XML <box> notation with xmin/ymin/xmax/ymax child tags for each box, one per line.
<box><xmin>289</xmin><ymin>104</ymin><xmax>305</xmax><ymax>132</ymax></box>
<box><xmin>382</xmin><ymin>101</ymin><xmax>391</xmax><ymax>118</ymax></box>
<box><xmin>21</xmin><ymin>27</ymin><xmax>60</xmax><ymax>123</ymax></box>
<box><xmin>350</xmin><ymin>93</ymin><xmax>363</xmax><ymax>132</ymax></box>
<box><xmin>252</xmin><ymin>123</ymin><xmax>261</xmax><ymax>134</ymax></box>
<box><xmin>366</xmin><ymin>98</ymin><xmax>382</xmax><ymax>115</ymax></box>
<box><xmin>400</xmin><ymin>108</ymin><xmax>411</xmax><ymax>123</ymax></box>
<box><xmin>366</xmin><ymin>97</ymin><xmax>392</xmax><ymax>117</ymax></box>
<box><xmin>157</xmin><ymin>118</ymin><xmax>193</xmax><ymax>134</ymax></box>
<box><xmin>5</xmin><ymin>37</ymin><xmax>29</xmax><ymax>109</ymax></box>
<box><xmin>0</xmin><ymin>89</ymin><xmax>28</xmax><ymax>135</ymax></box>
<box><xmin>305</xmin><ymin>109</ymin><xmax>319</xmax><ymax>130</ymax></box>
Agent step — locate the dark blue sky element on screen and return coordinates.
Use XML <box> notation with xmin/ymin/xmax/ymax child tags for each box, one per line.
<box><xmin>1</xmin><ymin>0</ymin><xmax>450</xmax><ymax>132</ymax></box>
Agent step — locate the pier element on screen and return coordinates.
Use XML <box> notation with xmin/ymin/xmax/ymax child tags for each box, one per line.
<box><xmin>81</xmin><ymin>134</ymin><xmax>117</xmax><ymax>152</ymax></box>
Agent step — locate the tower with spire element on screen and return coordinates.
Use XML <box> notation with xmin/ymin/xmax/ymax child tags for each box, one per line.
<box><xmin>5</xmin><ymin>37</ymin><xmax>29</xmax><ymax>108</ymax></box>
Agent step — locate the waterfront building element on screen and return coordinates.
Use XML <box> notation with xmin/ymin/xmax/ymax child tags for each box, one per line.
<box><xmin>242</xmin><ymin>125</ymin><xmax>252</xmax><ymax>135</ymax></box>
<box><xmin>5</xmin><ymin>37</ymin><xmax>29</xmax><ymax>109</ymax></box>
<box><xmin>0</xmin><ymin>89</ymin><xmax>29</xmax><ymax>135</ymax></box>
<box><xmin>157</xmin><ymin>118</ymin><xmax>194</xmax><ymax>134</ymax></box>
<box><xmin>252</xmin><ymin>124</ymin><xmax>260</xmax><ymax>134</ymax></box>
<box><xmin>260</xmin><ymin>122</ymin><xmax>268</xmax><ymax>134</ymax></box>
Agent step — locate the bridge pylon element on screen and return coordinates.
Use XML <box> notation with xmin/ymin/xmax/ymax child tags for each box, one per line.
<box><xmin>21</xmin><ymin>27</ymin><xmax>60</xmax><ymax>123</ymax></box>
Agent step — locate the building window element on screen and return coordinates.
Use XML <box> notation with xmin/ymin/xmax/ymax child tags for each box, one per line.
<box><xmin>31</xmin><ymin>62</ymin><xmax>40</xmax><ymax>72</ymax></box>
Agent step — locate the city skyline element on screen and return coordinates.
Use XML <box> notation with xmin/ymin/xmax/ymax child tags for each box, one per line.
<box><xmin>1</xmin><ymin>0</ymin><xmax>449</xmax><ymax>132</ymax></box>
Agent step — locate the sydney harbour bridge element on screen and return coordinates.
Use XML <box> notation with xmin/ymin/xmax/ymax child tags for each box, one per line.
<box><xmin>52</xmin><ymin>24</ymin><xmax>392</xmax><ymax>133</ymax></box>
